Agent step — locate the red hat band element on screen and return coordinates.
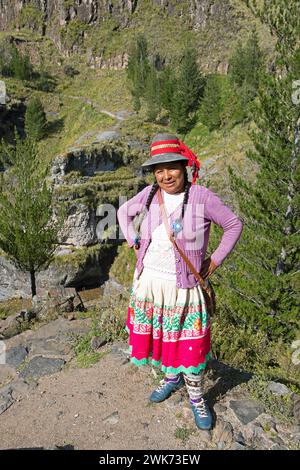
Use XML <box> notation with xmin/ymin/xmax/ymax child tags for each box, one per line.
<box><xmin>150</xmin><ymin>139</ymin><xmax>201</xmax><ymax>184</ymax></box>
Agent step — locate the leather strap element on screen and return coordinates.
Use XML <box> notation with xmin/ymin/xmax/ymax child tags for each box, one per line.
<box><xmin>157</xmin><ymin>187</ymin><xmax>209</xmax><ymax>291</ymax></box>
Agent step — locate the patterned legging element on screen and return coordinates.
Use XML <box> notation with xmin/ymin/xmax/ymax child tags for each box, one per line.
<box><xmin>165</xmin><ymin>372</ymin><xmax>204</xmax><ymax>403</ymax></box>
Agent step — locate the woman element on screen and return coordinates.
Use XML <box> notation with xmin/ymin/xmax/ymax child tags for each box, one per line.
<box><xmin>117</xmin><ymin>133</ymin><xmax>243</xmax><ymax>431</ymax></box>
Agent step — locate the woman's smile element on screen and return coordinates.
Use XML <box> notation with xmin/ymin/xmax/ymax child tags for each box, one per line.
<box><xmin>153</xmin><ymin>161</ymin><xmax>186</xmax><ymax>194</ymax></box>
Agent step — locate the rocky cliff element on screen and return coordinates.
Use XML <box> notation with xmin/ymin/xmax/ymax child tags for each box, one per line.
<box><xmin>0</xmin><ymin>0</ymin><xmax>231</xmax><ymax>31</ymax></box>
<box><xmin>0</xmin><ymin>0</ymin><xmax>245</xmax><ymax>67</ymax></box>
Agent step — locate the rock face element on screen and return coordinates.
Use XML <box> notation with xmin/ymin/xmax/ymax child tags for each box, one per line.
<box><xmin>0</xmin><ymin>0</ymin><xmax>138</xmax><ymax>32</ymax></box>
<box><xmin>50</xmin><ymin>145</ymin><xmax>125</xmax><ymax>183</ymax></box>
<box><xmin>188</xmin><ymin>0</ymin><xmax>233</xmax><ymax>30</ymax></box>
<box><xmin>0</xmin><ymin>1</ymin><xmax>239</xmax><ymax>63</ymax></box>
<box><xmin>0</xmin><ymin>243</ymin><xmax>115</xmax><ymax>300</ymax></box>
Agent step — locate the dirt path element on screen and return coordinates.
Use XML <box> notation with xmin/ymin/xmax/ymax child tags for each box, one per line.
<box><xmin>62</xmin><ymin>94</ymin><xmax>134</xmax><ymax>148</ymax></box>
<box><xmin>0</xmin><ymin>323</ymin><xmax>299</xmax><ymax>450</ymax></box>
<box><xmin>0</xmin><ymin>341</ymin><xmax>214</xmax><ymax>450</ymax></box>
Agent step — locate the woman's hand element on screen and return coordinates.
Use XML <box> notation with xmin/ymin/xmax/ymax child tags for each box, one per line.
<box><xmin>133</xmin><ymin>246</ymin><xmax>139</xmax><ymax>258</ymax></box>
<box><xmin>199</xmin><ymin>257</ymin><xmax>218</xmax><ymax>279</ymax></box>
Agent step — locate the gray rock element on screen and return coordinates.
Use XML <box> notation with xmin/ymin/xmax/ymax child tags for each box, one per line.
<box><xmin>290</xmin><ymin>423</ymin><xmax>300</xmax><ymax>434</ymax></box>
<box><xmin>271</xmin><ymin>443</ymin><xmax>289</xmax><ymax>450</ymax></box>
<box><xmin>102</xmin><ymin>278</ymin><xmax>127</xmax><ymax>298</ymax></box>
<box><xmin>5</xmin><ymin>345</ymin><xmax>28</xmax><ymax>368</ymax></box>
<box><xmin>111</xmin><ymin>342</ymin><xmax>131</xmax><ymax>360</ymax></box>
<box><xmin>234</xmin><ymin>431</ymin><xmax>246</xmax><ymax>445</ymax></box>
<box><xmin>212</xmin><ymin>419</ymin><xmax>234</xmax><ymax>446</ymax></box>
<box><xmin>94</xmin><ymin>130</ymin><xmax>120</xmax><ymax>142</ymax></box>
<box><xmin>90</xmin><ymin>336</ymin><xmax>107</xmax><ymax>351</ymax></box>
<box><xmin>229</xmin><ymin>399</ymin><xmax>264</xmax><ymax>425</ymax></box>
<box><xmin>243</xmin><ymin>422</ymin><xmax>264</xmax><ymax>441</ymax></box>
<box><xmin>102</xmin><ymin>411</ymin><xmax>119</xmax><ymax>425</ymax></box>
<box><xmin>10</xmin><ymin>378</ymin><xmax>37</xmax><ymax>401</ymax></box>
<box><xmin>0</xmin><ymin>255</ymin><xmax>30</xmax><ymax>301</ymax></box>
<box><xmin>198</xmin><ymin>430</ymin><xmax>212</xmax><ymax>443</ymax></box>
<box><xmin>28</xmin><ymin>317</ymin><xmax>90</xmax><ymax>342</ymax></box>
<box><xmin>292</xmin><ymin>393</ymin><xmax>300</xmax><ymax>423</ymax></box>
<box><xmin>271</xmin><ymin>435</ymin><xmax>285</xmax><ymax>447</ymax></box>
<box><xmin>28</xmin><ymin>338</ymin><xmax>71</xmax><ymax>357</ymax></box>
<box><xmin>214</xmin><ymin>403</ymin><xmax>227</xmax><ymax>414</ymax></box>
<box><xmin>267</xmin><ymin>381</ymin><xmax>291</xmax><ymax>396</ymax></box>
<box><xmin>0</xmin><ymin>364</ymin><xmax>17</xmax><ymax>387</ymax></box>
<box><xmin>0</xmin><ymin>385</ymin><xmax>14</xmax><ymax>415</ymax></box>
<box><xmin>0</xmin><ymin>312</ymin><xmax>23</xmax><ymax>338</ymax></box>
<box><xmin>231</xmin><ymin>442</ymin><xmax>247</xmax><ymax>450</ymax></box>
<box><xmin>19</xmin><ymin>356</ymin><xmax>65</xmax><ymax>380</ymax></box>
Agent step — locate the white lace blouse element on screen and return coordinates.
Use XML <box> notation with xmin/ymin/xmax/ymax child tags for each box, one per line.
<box><xmin>141</xmin><ymin>188</ymin><xmax>185</xmax><ymax>280</ymax></box>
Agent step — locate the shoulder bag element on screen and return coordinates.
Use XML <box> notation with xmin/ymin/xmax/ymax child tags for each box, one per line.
<box><xmin>157</xmin><ymin>187</ymin><xmax>216</xmax><ymax>317</ymax></box>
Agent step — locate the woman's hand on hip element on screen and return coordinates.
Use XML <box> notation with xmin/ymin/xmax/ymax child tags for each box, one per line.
<box><xmin>200</xmin><ymin>257</ymin><xmax>218</xmax><ymax>279</ymax></box>
<box><xmin>133</xmin><ymin>246</ymin><xmax>139</xmax><ymax>258</ymax></box>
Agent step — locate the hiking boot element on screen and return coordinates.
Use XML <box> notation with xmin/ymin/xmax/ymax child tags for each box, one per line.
<box><xmin>149</xmin><ymin>375</ymin><xmax>184</xmax><ymax>403</ymax></box>
<box><xmin>190</xmin><ymin>397</ymin><xmax>213</xmax><ymax>430</ymax></box>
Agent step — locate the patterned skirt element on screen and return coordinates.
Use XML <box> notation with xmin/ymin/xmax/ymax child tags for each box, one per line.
<box><xmin>125</xmin><ymin>268</ymin><xmax>212</xmax><ymax>375</ymax></box>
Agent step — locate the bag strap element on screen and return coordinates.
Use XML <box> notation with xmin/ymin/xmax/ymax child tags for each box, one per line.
<box><xmin>157</xmin><ymin>187</ymin><xmax>209</xmax><ymax>292</ymax></box>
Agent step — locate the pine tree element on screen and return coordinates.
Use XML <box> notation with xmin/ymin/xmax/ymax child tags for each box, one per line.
<box><xmin>216</xmin><ymin>0</ymin><xmax>300</xmax><ymax>341</ymax></box>
<box><xmin>126</xmin><ymin>34</ymin><xmax>151</xmax><ymax>113</ymax></box>
<box><xmin>0</xmin><ymin>130</ymin><xmax>66</xmax><ymax>297</ymax></box>
<box><xmin>10</xmin><ymin>45</ymin><xmax>33</xmax><ymax>81</ymax></box>
<box><xmin>169</xmin><ymin>47</ymin><xmax>205</xmax><ymax>133</ymax></box>
<box><xmin>158</xmin><ymin>64</ymin><xmax>177</xmax><ymax>113</ymax></box>
<box><xmin>144</xmin><ymin>63</ymin><xmax>161</xmax><ymax>122</ymax></box>
<box><xmin>229</xmin><ymin>28</ymin><xmax>264</xmax><ymax>108</ymax></box>
<box><xmin>25</xmin><ymin>97</ymin><xmax>47</xmax><ymax>141</ymax></box>
<box><xmin>198</xmin><ymin>74</ymin><xmax>223</xmax><ymax>131</ymax></box>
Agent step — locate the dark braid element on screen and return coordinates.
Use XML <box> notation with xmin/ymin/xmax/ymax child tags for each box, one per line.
<box><xmin>181</xmin><ymin>168</ymin><xmax>191</xmax><ymax>220</ymax></box>
<box><xmin>133</xmin><ymin>182</ymin><xmax>159</xmax><ymax>245</ymax></box>
<box><xmin>145</xmin><ymin>181</ymin><xmax>159</xmax><ymax>210</ymax></box>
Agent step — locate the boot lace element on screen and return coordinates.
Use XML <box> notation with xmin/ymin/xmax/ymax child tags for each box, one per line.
<box><xmin>193</xmin><ymin>397</ymin><xmax>209</xmax><ymax>418</ymax></box>
<box><xmin>156</xmin><ymin>379</ymin><xmax>167</xmax><ymax>392</ymax></box>
<box><xmin>156</xmin><ymin>377</ymin><xmax>180</xmax><ymax>392</ymax></box>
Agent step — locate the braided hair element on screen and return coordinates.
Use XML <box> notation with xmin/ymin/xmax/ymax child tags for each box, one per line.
<box><xmin>134</xmin><ymin>163</ymin><xmax>191</xmax><ymax>245</ymax></box>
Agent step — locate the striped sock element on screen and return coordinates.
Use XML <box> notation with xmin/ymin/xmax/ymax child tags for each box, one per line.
<box><xmin>165</xmin><ymin>373</ymin><xmax>181</xmax><ymax>384</ymax></box>
<box><xmin>183</xmin><ymin>372</ymin><xmax>204</xmax><ymax>403</ymax></box>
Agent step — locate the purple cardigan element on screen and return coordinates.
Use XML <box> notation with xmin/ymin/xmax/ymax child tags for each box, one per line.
<box><xmin>117</xmin><ymin>184</ymin><xmax>243</xmax><ymax>288</ymax></box>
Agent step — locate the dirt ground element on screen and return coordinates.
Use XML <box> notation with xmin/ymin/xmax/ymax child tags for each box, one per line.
<box><xmin>0</xmin><ymin>344</ymin><xmax>212</xmax><ymax>450</ymax></box>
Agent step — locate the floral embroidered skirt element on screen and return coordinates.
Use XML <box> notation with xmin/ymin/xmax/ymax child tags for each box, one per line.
<box><xmin>125</xmin><ymin>268</ymin><xmax>212</xmax><ymax>375</ymax></box>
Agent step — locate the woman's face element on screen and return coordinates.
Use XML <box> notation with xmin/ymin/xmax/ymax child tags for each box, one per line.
<box><xmin>153</xmin><ymin>161</ymin><xmax>186</xmax><ymax>194</ymax></box>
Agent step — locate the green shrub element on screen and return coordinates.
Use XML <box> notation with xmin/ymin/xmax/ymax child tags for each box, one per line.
<box><xmin>25</xmin><ymin>96</ymin><xmax>47</xmax><ymax>141</ymax></box>
<box><xmin>15</xmin><ymin>4</ymin><xmax>45</xmax><ymax>32</ymax></box>
<box><xmin>10</xmin><ymin>46</ymin><xmax>34</xmax><ymax>81</ymax></box>
<box><xmin>109</xmin><ymin>242</ymin><xmax>136</xmax><ymax>287</ymax></box>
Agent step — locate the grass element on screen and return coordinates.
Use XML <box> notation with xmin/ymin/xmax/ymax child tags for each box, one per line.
<box><xmin>185</xmin><ymin>121</ymin><xmax>253</xmax><ymax>165</ymax></box>
<box><xmin>0</xmin><ymin>298</ymin><xmax>32</xmax><ymax>321</ymax></box>
<box><xmin>174</xmin><ymin>426</ymin><xmax>195</xmax><ymax>443</ymax></box>
<box><xmin>52</xmin><ymin>243</ymin><xmax>113</xmax><ymax>270</ymax></box>
<box><xmin>70</xmin><ymin>296</ymin><xmax>129</xmax><ymax>368</ymax></box>
<box><xmin>37</xmin><ymin>94</ymin><xmax>115</xmax><ymax>168</ymax></box>
<box><xmin>243</xmin><ymin>375</ymin><xmax>296</xmax><ymax>424</ymax></box>
<box><xmin>57</xmin><ymin>67</ymin><xmax>133</xmax><ymax>113</ymax></box>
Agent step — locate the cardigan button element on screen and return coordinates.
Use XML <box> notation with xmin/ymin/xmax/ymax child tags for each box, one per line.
<box><xmin>177</xmin><ymin>282</ymin><xmax>181</xmax><ymax>287</ymax></box>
